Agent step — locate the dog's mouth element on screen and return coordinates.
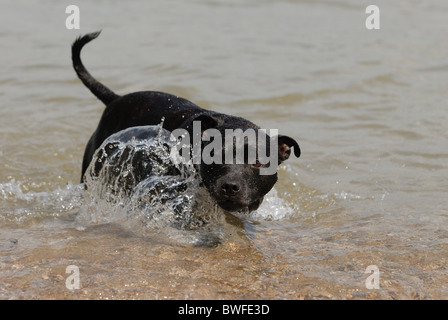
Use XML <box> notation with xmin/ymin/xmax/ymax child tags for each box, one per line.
<box><xmin>204</xmin><ymin>181</ymin><xmax>264</xmax><ymax>213</ymax></box>
<box><xmin>215</xmin><ymin>197</ymin><xmax>263</xmax><ymax>213</ymax></box>
<box><xmin>216</xmin><ymin>200</ymin><xmax>248</xmax><ymax>212</ymax></box>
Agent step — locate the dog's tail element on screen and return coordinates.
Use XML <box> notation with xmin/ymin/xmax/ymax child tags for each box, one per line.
<box><xmin>72</xmin><ymin>31</ymin><xmax>120</xmax><ymax>105</ymax></box>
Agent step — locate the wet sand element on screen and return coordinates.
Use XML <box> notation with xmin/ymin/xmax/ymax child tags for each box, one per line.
<box><xmin>2</xmin><ymin>210</ymin><xmax>447</xmax><ymax>300</ymax></box>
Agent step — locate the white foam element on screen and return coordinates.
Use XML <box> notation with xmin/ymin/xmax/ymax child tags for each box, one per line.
<box><xmin>231</xmin><ymin>188</ymin><xmax>295</xmax><ymax>221</ymax></box>
<box><xmin>0</xmin><ymin>179</ymin><xmax>84</xmax><ymax>221</ymax></box>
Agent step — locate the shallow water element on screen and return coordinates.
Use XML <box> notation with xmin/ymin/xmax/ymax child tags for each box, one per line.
<box><xmin>1</xmin><ymin>0</ymin><xmax>448</xmax><ymax>299</ymax></box>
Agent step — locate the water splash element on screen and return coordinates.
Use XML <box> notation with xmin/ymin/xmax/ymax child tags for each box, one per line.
<box><xmin>0</xmin><ymin>179</ymin><xmax>84</xmax><ymax>221</ymax></box>
<box><xmin>76</xmin><ymin>125</ymin><xmax>226</xmax><ymax>244</ymax></box>
<box><xmin>232</xmin><ymin>188</ymin><xmax>294</xmax><ymax>221</ymax></box>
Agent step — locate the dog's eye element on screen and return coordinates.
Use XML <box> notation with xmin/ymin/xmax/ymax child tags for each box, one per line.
<box><xmin>251</xmin><ymin>161</ymin><xmax>263</xmax><ymax>168</ymax></box>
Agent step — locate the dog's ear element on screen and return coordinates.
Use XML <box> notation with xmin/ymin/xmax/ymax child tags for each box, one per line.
<box><xmin>277</xmin><ymin>135</ymin><xmax>301</xmax><ymax>163</ymax></box>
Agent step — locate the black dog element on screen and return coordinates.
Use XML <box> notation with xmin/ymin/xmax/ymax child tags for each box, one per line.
<box><xmin>72</xmin><ymin>31</ymin><xmax>300</xmax><ymax>212</ymax></box>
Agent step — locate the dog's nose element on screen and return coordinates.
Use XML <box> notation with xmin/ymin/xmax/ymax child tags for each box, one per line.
<box><xmin>221</xmin><ymin>181</ymin><xmax>241</xmax><ymax>196</ymax></box>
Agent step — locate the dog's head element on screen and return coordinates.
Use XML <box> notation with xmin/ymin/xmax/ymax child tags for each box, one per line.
<box><xmin>182</xmin><ymin>114</ymin><xmax>300</xmax><ymax>212</ymax></box>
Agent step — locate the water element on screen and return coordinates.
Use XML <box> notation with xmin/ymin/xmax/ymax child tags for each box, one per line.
<box><xmin>1</xmin><ymin>0</ymin><xmax>448</xmax><ymax>299</ymax></box>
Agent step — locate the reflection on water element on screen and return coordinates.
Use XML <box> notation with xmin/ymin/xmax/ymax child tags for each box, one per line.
<box><xmin>1</xmin><ymin>0</ymin><xmax>448</xmax><ymax>299</ymax></box>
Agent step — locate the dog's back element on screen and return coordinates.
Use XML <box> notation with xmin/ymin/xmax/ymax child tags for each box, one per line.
<box><xmin>73</xmin><ymin>32</ymin><xmax>208</xmax><ymax>177</ymax></box>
